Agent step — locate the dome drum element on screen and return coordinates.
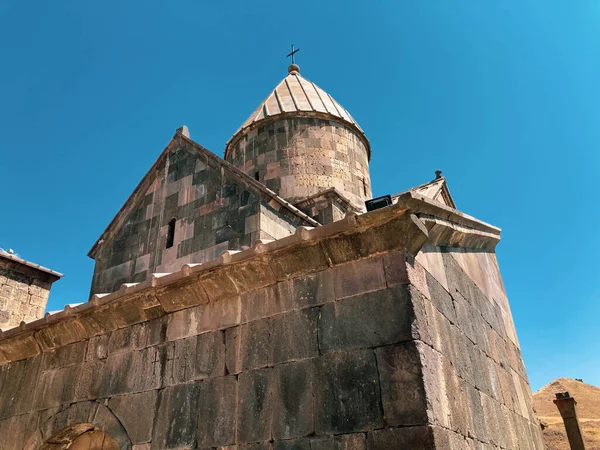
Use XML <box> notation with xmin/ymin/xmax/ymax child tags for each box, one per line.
<box><xmin>225</xmin><ymin>67</ymin><xmax>372</xmax><ymax>211</ymax></box>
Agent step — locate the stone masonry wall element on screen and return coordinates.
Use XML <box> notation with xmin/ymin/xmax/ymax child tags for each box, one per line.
<box><xmin>226</xmin><ymin>117</ymin><xmax>372</xmax><ymax>209</ymax></box>
<box><xmin>404</xmin><ymin>245</ymin><xmax>545</xmax><ymax>449</ymax></box>
<box><xmin>91</xmin><ymin>141</ymin><xmax>306</xmax><ymax>297</ymax></box>
<box><xmin>0</xmin><ymin>246</ymin><xmax>544</xmax><ymax>449</ymax></box>
<box><xmin>0</xmin><ymin>266</ymin><xmax>50</xmax><ymax>329</ymax></box>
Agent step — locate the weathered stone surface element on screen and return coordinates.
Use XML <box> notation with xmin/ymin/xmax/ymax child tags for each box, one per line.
<box><xmin>163</xmin><ymin>335</ymin><xmax>197</xmax><ymax>385</ymax></box>
<box><xmin>272</xmin><ymin>308</ymin><xmax>318</xmax><ymax>364</ymax></box>
<box><xmin>241</xmin><ymin>283</ymin><xmax>288</xmax><ymax>323</ymax></box>
<box><xmin>166</xmin><ymin>295</ymin><xmax>241</xmax><ymax>341</ymax></box>
<box><xmin>99</xmin><ymin>346</ymin><xmax>162</xmax><ymax>396</ymax></box>
<box><xmin>272</xmin><ymin>360</ymin><xmax>314</xmax><ymax>439</ymax></box>
<box><xmin>195</xmin><ymin>330</ymin><xmax>226</xmax><ymax>379</ymax></box>
<box><xmin>240</xmin><ymin>318</ymin><xmax>272</xmax><ymax>371</ymax></box>
<box><xmin>237</xmin><ymin>368</ymin><xmax>274</xmax><ymax>443</ymax></box>
<box><xmin>0</xmin><ymin>258</ymin><xmax>58</xmax><ymax>329</ymax></box>
<box><xmin>109</xmin><ymin>390</ymin><xmax>157</xmax><ymax>444</ymax></box>
<box><xmin>0</xmin><ymin>224</ymin><xmax>545</xmax><ymax>450</ymax></box>
<box><xmin>366</xmin><ymin>426</ymin><xmax>434</xmax><ymax>450</ymax></box>
<box><xmin>333</xmin><ymin>257</ymin><xmax>386</xmax><ymax>299</ymax></box>
<box><xmin>375</xmin><ymin>342</ymin><xmax>428</xmax><ymax>426</ymax></box>
<box><xmin>314</xmin><ymin>349</ymin><xmax>382</xmax><ymax>434</ymax></box>
<box><xmin>272</xmin><ymin>438</ymin><xmax>311</xmax><ymax>450</ymax></box>
<box><xmin>156</xmin><ymin>279</ymin><xmax>209</xmax><ymax>312</ymax></box>
<box><xmin>225</xmin><ymin>326</ymin><xmax>241</xmax><ymax>375</ymax></box>
<box><xmin>153</xmin><ymin>383</ymin><xmax>200</xmax><ymax>448</ymax></box>
<box><xmin>196</xmin><ymin>376</ymin><xmax>237</xmax><ymax>448</ymax></box>
<box><xmin>290</xmin><ymin>269</ymin><xmax>334</xmax><ymax>309</ymax></box>
<box><xmin>226</xmin><ymin>116</ymin><xmax>371</xmax><ymax>210</ymax></box>
<box><xmin>85</xmin><ymin>334</ymin><xmax>108</xmax><ymax>361</ymax></box>
<box><xmin>311</xmin><ymin>433</ymin><xmax>366</xmax><ymax>450</ymax></box>
<box><xmin>319</xmin><ymin>285</ymin><xmax>412</xmax><ymax>352</ymax></box>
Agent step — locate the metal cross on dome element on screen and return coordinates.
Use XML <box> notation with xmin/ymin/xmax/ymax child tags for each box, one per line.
<box><xmin>287</xmin><ymin>44</ymin><xmax>300</xmax><ymax>64</ymax></box>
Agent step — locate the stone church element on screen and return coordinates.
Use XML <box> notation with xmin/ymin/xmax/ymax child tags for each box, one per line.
<box><xmin>0</xmin><ymin>61</ymin><xmax>545</xmax><ymax>449</ymax></box>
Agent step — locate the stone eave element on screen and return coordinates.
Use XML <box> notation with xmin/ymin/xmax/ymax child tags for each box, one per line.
<box><xmin>0</xmin><ymin>252</ymin><xmax>63</xmax><ymax>283</ymax></box>
<box><xmin>224</xmin><ymin>111</ymin><xmax>372</xmax><ymax>161</ymax></box>
<box><xmin>395</xmin><ymin>191</ymin><xmax>501</xmax><ymax>251</ymax></box>
<box><xmin>0</xmin><ymin>196</ymin><xmax>502</xmax><ymax>364</ymax></box>
<box><xmin>87</xmin><ymin>130</ymin><xmax>320</xmax><ymax>259</ymax></box>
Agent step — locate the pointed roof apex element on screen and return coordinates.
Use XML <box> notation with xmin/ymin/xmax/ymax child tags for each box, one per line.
<box><xmin>176</xmin><ymin>125</ymin><xmax>190</xmax><ymax>138</ymax></box>
<box><xmin>392</xmin><ymin>173</ymin><xmax>457</xmax><ymax>209</ymax></box>
<box><xmin>225</xmin><ymin>69</ymin><xmax>370</xmax><ymax>159</ymax></box>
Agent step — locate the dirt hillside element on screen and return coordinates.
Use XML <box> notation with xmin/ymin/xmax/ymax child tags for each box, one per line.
<box><xmin>533</xmin><ymin>378</ymin><xmax>600</xmax><ymax>450</ymax></box>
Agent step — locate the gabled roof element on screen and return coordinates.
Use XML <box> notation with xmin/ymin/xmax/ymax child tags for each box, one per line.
<box><xmin>393</xmin><ymin>173</ymin><xmax>456</xmax><ymax>209</ymax></box>
<box><xmin>88</xmin><ymin>128</ymin><xmax>320</xmax><ymax>259</ymax></box>
<box><xmin>225</xmin><ymin>65</ymin><xmax>370</xmax><ymax>158</ymax></box>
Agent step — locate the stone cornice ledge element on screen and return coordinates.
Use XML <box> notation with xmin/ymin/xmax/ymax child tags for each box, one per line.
<box><xmin>0</xmin><ymin>195</ymin><xmax>501</xmax><ymax>364</ymax></box>
<box><xmin>395</xmin><ymin>191</ymin><xmax>501</xmax><ymax>251</ymax></box>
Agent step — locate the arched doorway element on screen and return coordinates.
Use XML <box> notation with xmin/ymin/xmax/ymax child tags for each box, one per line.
<box><xmin>38</xmin><ymin>423</ymin><xmax>118</xmax><ymax>450</ymax></box>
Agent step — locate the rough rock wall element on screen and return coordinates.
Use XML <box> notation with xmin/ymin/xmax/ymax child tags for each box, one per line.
<box><xmin>226</xmin><ymin>117</ymin><xmax>371</xmax><ymax>209</ymax></box>
<box><xmin>0</xmin><ymin>266</ymin><xmax>49</xmax><ymax>329</ymax></box>
<box><xmin>91</xmin><ymin>142</ymin><xmax>305</xmax><ymax>297</ymax></box>
<box><xmin>0</xmin><ymin>248</ymin><xmax>544</xmax><ymax>449</ymax></box>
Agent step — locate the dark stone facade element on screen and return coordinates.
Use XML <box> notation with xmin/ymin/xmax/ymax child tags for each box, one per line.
<box><xmin>90</xmin><ymin>135</ymin><xmax>311</xmax><ymax>296</ymax></box>
<box><xmin>225</xmin><ymin>117</ymin><xmax>371</xmax><ymax>210</ymax></box>
<box><xmin>0</xmin><ymin>204</ymin><xmax>545</xmax><ymax>449</ymax></box>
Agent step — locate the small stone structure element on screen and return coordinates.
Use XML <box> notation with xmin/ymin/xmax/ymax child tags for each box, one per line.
<box><xmin>554</xmin><ymin>392</ymin><xmax>587</xmax><ymax>450</ymax></box>
<box><xmin>0</xmin><ymin>63</ymin><xmax>546</xmax><ymax>449</ymax></box>
<box><xmin>0</xmin><ymin>251</ymin><xmax>62</xmax><ymax>329</ymax></box>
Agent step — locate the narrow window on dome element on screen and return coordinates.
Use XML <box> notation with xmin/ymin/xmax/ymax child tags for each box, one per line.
<box><xmin>166</xmin><ymin>218</ymin><xmax>176</xmax><ymax>249</ymax></box>
<box><xmin>362</xmin><ymin>178</ymin><xmax>368</xmax><ymax>196</ymax></box>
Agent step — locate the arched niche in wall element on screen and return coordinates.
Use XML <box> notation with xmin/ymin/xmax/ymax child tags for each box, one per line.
<box><xmin>37</xmin><ymin>423</ymin><xmax>118</xmax><ymax>450</ymax></box>
<box><xmin>23</xmin><ymin>402</ymin><xmax>131</xmax><ymax>450</ymax></box>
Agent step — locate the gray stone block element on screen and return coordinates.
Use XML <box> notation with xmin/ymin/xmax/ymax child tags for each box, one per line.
<box><xmin>319</xmin><ymin>285</ymin><xmax>412</xmax><ymax>352</ymax></box>
<box><xmin>272</xmin><ymin>308</ymin><xmax>318</xmax><ymax>364</ymax></box>
<box><xmin>240</xmin><ymin>318</ymin><xmax>273</xmax><ymax>371</ymax></box>
<box><xmin>195</xmin><ymin>330</ymin><xmax>226</xmax><ymax>379</ymax></box>
<box><xmin>424</xmin><ymin>270</ymin><xmax>456</xmax><ymax>323</ymax></box>
<box><xmin>273</xmin><ymin>438</ymin><xmax>311</xmax><ymax>450</ymax></box>
<box><xmin>333</xmin><ymin>257</ymin><xmax>386</xmax><ymax>300</ymax></box>
<box><xmin>225</xmin><ymin>326</ymin><xmax>241</xmax><ymax>374</ymax></box>
<box><xmin>196</xmin><ymin>376</ymin><xmax>237</xmax><ymax>448</ymax></box>
<box><xmin>41</xmin><ymin>341</ymin><xmax>87</xmax><ymax>370</ymax></box>
<box><xmin>153</xmin><ymin>383</ymin><xmax>200</xmax><ymax>448</ymax></box>
<box><xmin>311</xmin><ymin>434</ymin><xmax>366</xmax><ymax>450</ymax></box>
<box><xmin>237</xmin><ymin>368</ymin><xmax>274</xmax><ymax>443</ymax></box>
<box><xmin>314</xmin><ymin>349</ymin><xmax>382</xmax><ymax>434</ymax></box>
<box><xmin>239</xmin><ymin>443</ymin><xmax>272</xmax><ymax>450</ymax></box>
<box><xmin>375</xmin><ymin>341</ymin><xmax>428</xmax><ymax>426</ymax></box>
<box><xmin>164</xmin><ymin>336</ymin><xmax>197</xmax><ymax>386</ymax></box>
<box><xmin>109</xmin><ymin>390</ymin><xmax>158</xmax><ymax>444</ymax></box>
<box><xmin>382</xmin><ymin>251</ymin><xmax>409</xmax><ymax>287</ymax></box>
<box><xmin>366</xmin><ymin>426</ymin><xmax>434</xmax><ymax>450</ymax></box>
<box><xmin>272</xmin><ymin>360</ymin><xmax>314</xmax><ymax>440</ymax></box>
<box><xmin>291</xmin><ymin>269</ymin><xmax>334</xmax><ymax>309</ymax></box>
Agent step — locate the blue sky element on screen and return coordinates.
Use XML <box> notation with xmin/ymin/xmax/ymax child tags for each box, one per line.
<box><xmin>1</xmin><ymin>1</ymin><xmax>598</xmax><ymax>391</ymax></box>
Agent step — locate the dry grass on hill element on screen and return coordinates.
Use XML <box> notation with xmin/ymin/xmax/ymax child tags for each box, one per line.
<box><xmin>533</xmin><ymin>378</ymin><xmax>600</xmax><ymax>450</ymax></box>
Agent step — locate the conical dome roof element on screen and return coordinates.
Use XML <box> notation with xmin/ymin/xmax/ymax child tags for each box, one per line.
<box><xmin>226</xmin><ymin>65</ymin><xmax>368</xmax><ymax>155</ymax></box>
